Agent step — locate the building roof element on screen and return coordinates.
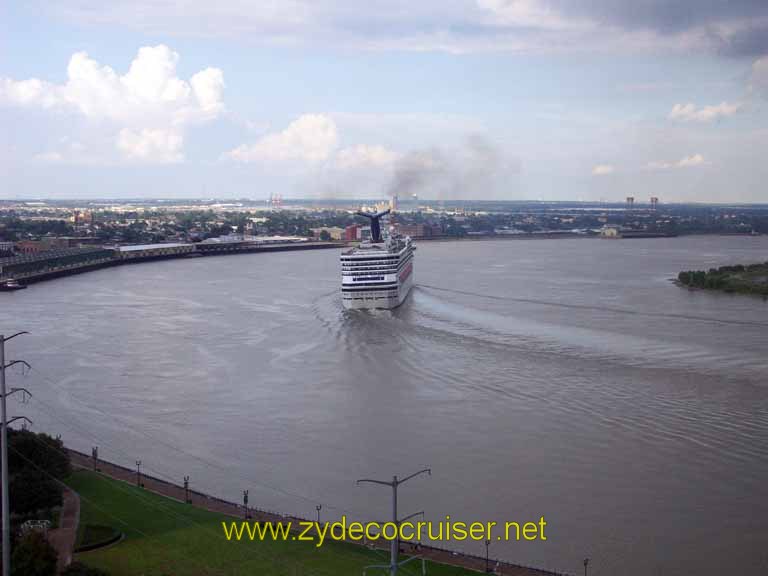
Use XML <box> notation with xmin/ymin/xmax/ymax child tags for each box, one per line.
<box><xmin>117</xmin><ymin>243</ymin><xmax>192</xmax><ymax>252</ymax></box>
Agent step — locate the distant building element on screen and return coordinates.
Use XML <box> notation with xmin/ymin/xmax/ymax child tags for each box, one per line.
<box><xmin>344</xmin><ymin>224</ymin><xmax>361</xmax><ymax>242</ymax></box>
<box><xmin>15</xmin><ymin>237</ymin><xmax>99</xmax><ymax>253</ymax></box>
<box><xmin>310</xmin><ymin>227</ymin><xmax>345</xmax><ymax>241</ymax></box>
<box><xmin>395</xmin><ymin>223</ymin><xmax>442</xmax><ymax>239</ymax></box>
<box><xmin>15</xmin><ymin>238</ymin><xmax>70</xmax><ymax>253</ymax></box>
<box><xmin>72</xmin><ymin>210</ymin><xmax>94</xmax><ymax>226</ymax></box>
<box><xmin>396</xmin><ymin>194</ymin><xmax>419</xmax><ymax>212</ymax></box>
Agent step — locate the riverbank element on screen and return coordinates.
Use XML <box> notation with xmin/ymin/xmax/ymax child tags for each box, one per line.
<box><xmin>4</xmin><ymin>232</ymin><xmax>761</xmax><ymax>290</ymax></box>
<box><xmin>0</xmin><ymin>241</ymin><xmax>344</xmax><ymax>287</ymax></box>
<box><xmin>68</xmin><ymin>449</ymin><xmax>568</xmax><ymax>576</ymax></box>
<box><xmin>677</xmin><ymin>262</ymin><xmax>768</xmax><ymax>296</ymax></box>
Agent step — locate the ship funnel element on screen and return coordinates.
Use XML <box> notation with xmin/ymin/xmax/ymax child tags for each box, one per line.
<box><xmin>355</xmin><ymin>209</ymin><xmax>390</xmax><ymax>242</ymax></box>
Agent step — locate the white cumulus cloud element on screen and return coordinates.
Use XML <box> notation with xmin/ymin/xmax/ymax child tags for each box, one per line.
<box><xmin>0</xmin><ymin>45</ymin><xmax>224</xmax><ymax>163</ymax></box>
<box><xmin>646</xmin><ymin>154</ymin><xmax>706</xmax><ymax>170</ymax></box>
<box><xmin>117</xmin><ymin>128</ymin><xmax>184</xmax><ymax>163</ymax></box>
<box><xmin>228</xmin><ymin>114</ymin><xmax>339</xmax><ymax>163</ymax></box>
<box><xmin>668</xmin><ymin>102</ymin><xmax>741</xmax><ymax>123</ymax></box>
<box><xmin>592</xmin><ymin>164</ymin><xmax>615</xmax><ymax>175</ymax></box>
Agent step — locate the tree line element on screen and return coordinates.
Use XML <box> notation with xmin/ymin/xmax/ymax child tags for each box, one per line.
<box><xmin>3</xmin><ymin>429</ymin><xmax>107</xmax><ymax>576</ymax></box>
<box><xmin>678</xmin><ymin>262</ymin><xmax>768</xmax><ymax>296</ymax></box>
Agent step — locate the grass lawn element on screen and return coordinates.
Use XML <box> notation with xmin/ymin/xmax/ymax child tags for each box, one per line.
<box><xmin>67</xmin><ymin>470</ymin><xmax>476</xmax><ymax>576</ymax></box>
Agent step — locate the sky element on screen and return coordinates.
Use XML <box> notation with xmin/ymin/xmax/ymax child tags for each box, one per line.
<box><xmin>1</xmin><ymin>1</ymin><xmax>767</xmax><ymax>202</ymax></box>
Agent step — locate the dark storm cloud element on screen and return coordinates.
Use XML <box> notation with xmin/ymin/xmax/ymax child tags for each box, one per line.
<box><xmin>711</xmin><ymin>24</ymin><xmax>768</xmax><ymax>57</ymax></box>
<box><xmin>548</xmin><ymin>0</ymin><xmax>768</xmax><ymax>33</ymax></box>
<box><xmin>535</xmin><ymin>0</ymin><xmax>768</xmax><ymax>56</ymax></box>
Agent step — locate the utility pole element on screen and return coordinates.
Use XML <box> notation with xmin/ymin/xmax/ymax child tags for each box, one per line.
<box><xmin>135</xmin><ymin>460</ymin><xmax>142</xmax><ymax>487</ymax></box>
<box><xmin>92</xmin><ymin>446</ymin><xmax>98</xmax><ymax>470</ymax></box>
<box><xmin>243</xmin><ymin>490</ymin><xmax>249</xmax><ymax>519</ymax></box>
<box><xmin>485</xmin><ymin>538</ymin><xmax>491</xmax><ymax>573</ymax></box>
<box><xmin>584</xmin><ymin>558</ymin><xmax>589</xmax><ymax>576</ymax></box>
<box><xmin>184</xmin><ymin>476</ymin><xmax>190</xmax><ymax>504</ymax></box>
<box><xmin>316</xmin><ymin>504</ymin><xmax>322</xmax><ymax>524</ymax></box>
<box><xmin>1</xmin><ymin>331</ymin><xmax>30</xmax><ymax>576</ymax></box>
<box><xmin>357</xmin><ymin>468</ymin><xmax>431</xmax><ymax>576</ymax></box>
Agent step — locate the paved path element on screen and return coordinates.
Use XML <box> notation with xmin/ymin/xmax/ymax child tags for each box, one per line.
<box><xmin>47</xmin><ymin>487</ymin><xmax>81</xmax><ymax>573</ymax></box>
<box><xmin>68</xmin><ymin>449</ymin><xmax>568</xmax><ymax>576</ymax></box>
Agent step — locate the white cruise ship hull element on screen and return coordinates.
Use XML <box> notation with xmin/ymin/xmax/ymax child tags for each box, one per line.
<box><xmin>342</xmin><ymin>270</ymin><xmax>413</xmax><ymax>310</ymax></box>
<box><xmin>340</xmin><ymin>238</ymin><xmax>414</xmax><ymax>310</ymax></box>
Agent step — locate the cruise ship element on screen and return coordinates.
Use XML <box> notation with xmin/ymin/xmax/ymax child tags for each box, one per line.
<box><xmin>340</xmin><ymin>209</ymin><xmax>414</xmax><ymax>310</ymax></box>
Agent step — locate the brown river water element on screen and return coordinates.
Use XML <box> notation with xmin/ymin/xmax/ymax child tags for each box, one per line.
<box><xmin>2</xmin><ymin>235</ymin><xmax>767</xmax><ymax>575</ymax></box>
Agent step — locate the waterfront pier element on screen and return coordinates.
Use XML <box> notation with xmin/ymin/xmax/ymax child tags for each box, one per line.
<box><xmin>0</xmin><ymin>240</ymin><xmax>344</xmax><ymax>286</ymax></box>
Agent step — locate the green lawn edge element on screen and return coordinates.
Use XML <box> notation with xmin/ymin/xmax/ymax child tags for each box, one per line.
<box><xmin>66</xmin><ymin>470</ymin><xmax>476</xmax><ymax>576</ymax></box>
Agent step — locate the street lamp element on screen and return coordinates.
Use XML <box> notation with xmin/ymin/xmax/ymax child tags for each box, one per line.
<box><xmin>316</xmin><ymin>504</ymin><xmax>322</xmax><ymax>523</ymax></box>
<box><xmin>485</xmin><ymin>539</ymin><xmax>491</xmax><ymax>573</ymax></box>
<box><xmin>584</xmin><ymin>558</ymin><xmax>589</xmax><ymax>576</ymax></box>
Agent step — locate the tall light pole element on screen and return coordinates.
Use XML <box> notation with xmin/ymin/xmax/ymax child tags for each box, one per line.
<box><xmin>316</xmin><ymin>504</ymin><xmax>322</xmax><ymax>524</ymax></box>
<box><xmin>485</xmin><ymin>538</ymin><xmax>491</xmax><ymax>573</ymax></box>
<box><xmin>135</xmin><ymin>460</ymin><xmax>142</xmax><ymax>487</ymax></box>
<box><xmin>1</xmin><ymin>331</ymin><xmax>30</xmax><ymax>576</ymax></box>
<box><xmin>584</xmin><ymin>558</ymin><xmax>589</xmax><ymax>576</ymax></box>
<box><xmin>357</xmin><ymin>468</ymin><xmax>431</xmax><ymax>576</ymax></box>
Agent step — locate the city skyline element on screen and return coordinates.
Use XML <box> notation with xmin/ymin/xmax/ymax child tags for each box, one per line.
<box><xmin>2</xmin><ymin>1</ymin><xmax>768</xmax><ymax>202</ymax></box>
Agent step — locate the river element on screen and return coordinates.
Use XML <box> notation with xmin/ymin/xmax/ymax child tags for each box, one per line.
<box><xmin>2</xmin><ymin>235</ymin><xmax>767</xmax><ymax>575</ymax></box>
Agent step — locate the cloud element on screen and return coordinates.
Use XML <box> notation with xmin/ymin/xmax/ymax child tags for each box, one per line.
<box><xmin>33</xmin><ymin>151</ymin><xmax>64</xmax><ymax>164</ymax></box>
<box><xmin>227</xmin><ymin>115</ymin><xmax>401</xmax><ymax>172</ymax></box>
<box><xmin>0</xmin><ymin>45</ymin><xmax>224</xmax><ymax>163</ymax></box>
<box><xmin>335</xmin><ymin>145</ymin><xmax>399</xmax><ymax>170</ymax></box>
<box><xmin>711</xmin><ymin>22</ymin><xmax>768</xmax><ymax>57</ymax></box>
<box><xmin>668</xmin><ymin>102</ymin><xmax>741</xmax><ymax>123</ymax></box>
<box><xmin>646</xmin><ymin>154</ymin><xmax>706</xmax><ymax>171</ymax></box>
<box><xmin>46</xmin><ymin>0</ymin><xmax>768</xmax><ymax>54</ymax></box>
<box><xmin>117</xmin><ymin>128</ymin><xmax>184</xmax><ymax>163</ymax></box>
<box><xmin>227</xmin><ymin>114</ymin><xmax>339</xmax><ymax>163</ymax></box>
<box><xmin>677</xmin><ymin>153</ymin><xmax>706</xmax><ymax>167</ymax></box>
<box><xmin>476</xmin><ymin>0</ymin><xmax>588</xmax><ymax>30</ymax></box>
<box><xmin>228</xmin><ymin>115</ymin><xmax>512</xmax><ymax>199</ymax></box>
<box><xmin>749</xmin><ymin>56</ymin><xmax>768</xmax><ymax>97</ymax></box>
<box><xmin>592</xmin><ymin>164</ymin><xmax>615</xmax><ymax>176</ymax></box>
<box><xmin>385</xmin><ymin>136</ymin><xmax>510</xmax><ymax>200</ymax></box>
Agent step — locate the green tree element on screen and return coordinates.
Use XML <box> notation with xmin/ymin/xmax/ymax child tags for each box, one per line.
<box><xmin>9</xmin><ymin>430</ymin><xmax>71</xmax><ymax>480</ymax></box>
<box><xmin>11</xmin><ymin>531</ymin><xmax>58</xmax><ymax>576</ymax></box>
<box><xmin>9</xmin><ymin>468</ymin><xmax>63</xmax><ymax>515</ymax></box>
<box><xmin>7</xmin><ymin>430</ymin><xmax>70</xmax><ymax>517</ymax></box>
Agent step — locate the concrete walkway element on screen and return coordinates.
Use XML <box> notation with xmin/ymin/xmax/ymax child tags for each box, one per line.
<box><xmin>47</xmin><ymin>487</ymin><xmax>81</xmax><ymax>573</ymax></box>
